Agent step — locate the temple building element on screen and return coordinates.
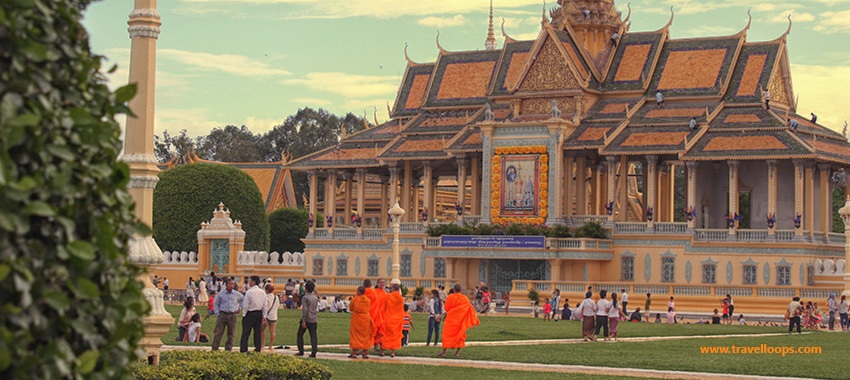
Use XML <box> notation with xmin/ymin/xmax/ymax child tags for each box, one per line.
<box><xmin>283</xmin><ymin>0</ymin><xmax>849</xmax><ymax>312</ymax></box>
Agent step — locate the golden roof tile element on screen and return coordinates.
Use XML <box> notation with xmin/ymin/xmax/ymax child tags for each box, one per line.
<box><xmin>703</xmin><ymin>135</ymin><xmax>787</xmax><ymax>151</ymax></box>
<box><xmin>657</xmin><ymin>49</ymin><xmax>726</xmax><ymax>90</ymax></box>
<box><xmin>436</xmin><ymin>61</ymin><xmax>496</xmax><ymax>100</ymax></box>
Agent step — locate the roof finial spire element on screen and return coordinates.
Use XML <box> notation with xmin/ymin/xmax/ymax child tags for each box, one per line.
<box><xmin>485</xmin><ymin>0</ymin><xmax>496</xmax><ymax>50</ymax></box>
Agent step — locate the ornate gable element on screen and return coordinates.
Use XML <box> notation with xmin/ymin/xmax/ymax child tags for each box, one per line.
<box><xmin>767</xmin><ymin>64</ymin><xmax>790</xmax><ymax>107</ymax></box>
<box><xmin>517</xmin><ymin>36</ymin><xmax>580</xmax><ymax>92</ymax></box>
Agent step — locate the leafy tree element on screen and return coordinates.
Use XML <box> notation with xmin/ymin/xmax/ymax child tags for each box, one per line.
<box><xmin>195</xmin><ymin>125</ymin><xmax>263</xmax><ymax>163</ymax></box>
<box><xmin>833</xmin><ymin>187</ymin><xmax>845</xmax><ymax>233</ymax></box>
<box><xmin>0</xmin><ymin>1</ymin><xmax>148</xmax><ymax>378</ymax></box>
<box><xmin>153</xmin><ymin>163</ymin><xmax>269</xmax><ymax>252</ymax></box>
<box><xmin>268</xmin><ymin>208</ymin><xmax>310</xmax><ymax>254</ymax></box>
<box><xmin>259</xmin><ymin>108</ymin><xmax>369</xmax><ymax>205</ymax></box>
<box><xmin>154</xmin><ymin>129</ymin><xmax>197</xmax><ymax>163</ymax></box>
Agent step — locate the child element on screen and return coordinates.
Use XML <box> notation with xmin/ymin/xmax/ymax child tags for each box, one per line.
<box><xmin>207</xmin><ymin>291</ymin><xmax>216</xmax><ymax>317</ymax></box>
<box><xmin>533</xmin><ymin>301</ymin><xmax>539</xmax><ymax>318</ymax></box>
<box><xmin>402</xmin><ymin>304</ymin><xmax>414</xmax><ymax>346</ymax></box>
<box><xmin>712</xmin><ymin>309</ymin><xmax>721</xmax><ymax>324</ymax></box>
<box><xmin>542</xmin><ymin>298</ymin><xmax>552</xmax><ymax>321</ymax></box>
<box><xmin>561</xmin><ymin>299</ymin><xmax>571</xmax><ymax>320</ymax></box>
<box><xmin>654</xmin><ymin>313</ymin><xmax>662</xmax><ymax>323</ymax></box>
<box><xmin>721</xmin><ymin>299</ymin><xmax>729</xmax><ymax>324</ymax></box>
<box><xmin>184</xmin><ymin>313</ymin><xmax>209</xmax><ymax>343</ymax></box>
<box><xmin>738</xmin><ymin>314</ymin><xmax>746</xmax><ymax>325</ymax></box>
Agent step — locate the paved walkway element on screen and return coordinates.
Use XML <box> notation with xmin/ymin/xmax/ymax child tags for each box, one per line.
<box><xmin>161</xmin><ymin>332</ymin><xmax>815</xmax><ymax>380</ymax></box>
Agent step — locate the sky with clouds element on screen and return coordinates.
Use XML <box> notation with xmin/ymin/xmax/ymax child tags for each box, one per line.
<box><xmin>82</xmin><ymin>0</ymin><xmax>850</xmax><ymax>139</ymax></box>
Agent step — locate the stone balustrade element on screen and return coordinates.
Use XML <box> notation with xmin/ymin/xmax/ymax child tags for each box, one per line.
<box><xmin>161</xmin><ymin>251</ymin><xmax>198</xmax><ymax>265</ymax></box>
<box><xmin>237</xmin><ymin>250</ymin><xmax>304</xmax><ymax>266</ymax></box>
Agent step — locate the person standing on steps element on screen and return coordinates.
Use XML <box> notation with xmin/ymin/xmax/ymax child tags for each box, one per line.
<box><xmin>295</xmin><ymin>281</ymin><xmax>319</xmax><ymax>357</ymax></box>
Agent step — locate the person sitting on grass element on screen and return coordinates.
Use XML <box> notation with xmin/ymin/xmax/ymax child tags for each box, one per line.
<box><xmin>654</xmin><ymin>313</ymin><xmax>662</xmax><ymax>323</ymax></box>
<box><xmin>184</xmin><ymin>313</ymin><xmax>209</xmax><ymax>343</ymax></box>
<box><xmin>629</xmin><ymin>307</ymin><xmax>641</xmax><ymax>322</ymax></box>
<box><xmin>542</xmin><ymin>298</ymin><xmax>552</xmax><ymax>321</ymax></box>
<box><xmin>712</xmin><ymin>309</ymin><xmax>721</xmax><ymax>324</ymax></box>
<box><xmin>666</xmin><ymin>306</ymin><xmax>676</xmax><ymax>324</ymax></box>
<box><xmin>561</xmin><ymin>299</ymin><xmax>571</xmax><ymax>320</ymax></box>
<box><xmin>738</xmin><ymin>314</ymin><xmax>747</xmax><ymax>325</ymax></box>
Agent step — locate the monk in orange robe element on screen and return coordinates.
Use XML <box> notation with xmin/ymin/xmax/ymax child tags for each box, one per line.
<box><xmin>349</xmin><ymin>286</ymin><xmax>373</xmax><ymax>358</ymax></box>
<box><xmin>365</xmin><ymin>279</ymin><xmax>386</xmax><ymax>352</ymax></box>
<box><xmin>381</xmin><ymin>283</ymin><xmax>405</xmax><ymax>357</ymax></box>
<box><xmin>439</xmin><ymin>284</ymin><xmax>480</xmax><ymax>357</ymax></box>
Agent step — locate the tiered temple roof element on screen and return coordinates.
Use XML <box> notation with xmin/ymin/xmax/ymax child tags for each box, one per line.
<box><xmin>285</xmin><ymin>0</ymin><xmax>849</xmax><ymax>171</ymax></box>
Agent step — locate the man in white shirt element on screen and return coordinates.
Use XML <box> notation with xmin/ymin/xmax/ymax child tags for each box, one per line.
<box><xmin>240</xmin><ymin>276</ymin><xmax>265</xmax><ymax>352</ymax></box>
<box><xmin>621</xmin><ymin>289</ymin><xmax>629</xmax><ymax>314</ymax></box>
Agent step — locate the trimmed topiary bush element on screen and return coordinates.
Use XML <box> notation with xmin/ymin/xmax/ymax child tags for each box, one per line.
<box><xmin>268</xmin><ymin>208</ymin><xmax>310</xmax><ymax>254</ymax></box>
<box><xmin>0</xmin><ymin>1</ymin><xmax>149</xmax><ymax>378</ymax></box>
<box><xmin>131</xmin><ymin>350</ymin><xmax>332</xmax><ymax>380</ymax></box>
<box><xmin>153</xmin><ymin>163</ymin><xmax>269</xmax><ymax>252</ymax></box>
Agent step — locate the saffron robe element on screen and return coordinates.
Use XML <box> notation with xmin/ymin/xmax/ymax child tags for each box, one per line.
<box><xmin>349</xmin><ymin>295</ymin><xmax>374</xmax><ymax>350</ymax></box>
<box><xmin>442</xmin><ymin>293</ymin><xmax>480</xmax><ymax>349</ymax></box>
<box><xmin>381</xmin><ymin>291</ymin><xmax>405</xmax><ymax>350</ymax></box>
<box><xmin>365</xmin><ymin>287</ymin><xmax>385</xmax><ymax>344</ymax></box>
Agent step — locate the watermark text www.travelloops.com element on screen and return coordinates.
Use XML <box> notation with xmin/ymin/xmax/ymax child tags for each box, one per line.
<box><xmin>700</xmin><ymin>345</ymin><xmax>822</xmax><ymax>356</ymax></box>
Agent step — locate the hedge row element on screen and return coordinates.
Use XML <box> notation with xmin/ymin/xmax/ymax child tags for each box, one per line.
<box><xmin>132</xmin><ymin>350</ymin><xmax>331</xmax><ymax>380</ymax></box>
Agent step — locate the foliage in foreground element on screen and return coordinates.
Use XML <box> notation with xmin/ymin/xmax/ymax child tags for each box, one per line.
<box><xmin>0</xmin><ymin>0</ymin><xmax>148</xmax><ymax>378</ymax></box>
<box><xmin>153</xmin><ymin>163</ymin><xmax>270</xmax><ymax>252</ymax></box>
<box><xmin>131</xmin><ymin>350</ymin><xmax>331</xmax><ymax>380</ymax></box>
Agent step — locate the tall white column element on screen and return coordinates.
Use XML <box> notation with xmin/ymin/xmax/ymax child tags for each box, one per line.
<box><xmin>606</xmin><ymin>156</ymin><xmax>617</xmax><ymax>225</ymax></box>
<box><xmin>793</xmin><ymin>160</ymin><xmax>805</xmax><ymax>238</ymax></box>
<box><xmin>767</xmin><ymin>160</ymin><xmax>777</xmax><ymax>235</ymax></box>
<box><xmin>356</xmin><ymin>169</ymin><xmax>366</xmax><ymax>233</ymax></box>
<box><xmin>646</xmin><ymin>155</ymin><xmax>658</xmax><ymax>230</ymax></box>
<box><xmin>685</xmin><ymin>161</ymin><xmax>697</xmax><ymax>231</ymax></box>
<box><xmin>727</xmin><ymin>161</ymin><xmax>739</xmax><ymax>238</ymax></box>
<box><xmin>456</xmin><ymin>158</ymin><xmax>468</xmax><ymax>223</ymax></box>
<box><xmin>123</xmin><ymin>0</ymin><xmax>171</xmax><ymax>365</ymax></box>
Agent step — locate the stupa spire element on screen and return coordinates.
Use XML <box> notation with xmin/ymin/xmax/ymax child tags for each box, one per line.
<box><xmin>485</xmin><ymin>0</ymin><xmax>497</xmax><ymax>50</ymax></box>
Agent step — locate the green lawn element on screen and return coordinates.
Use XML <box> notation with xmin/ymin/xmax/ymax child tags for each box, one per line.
<box><xmin>308</xmin><ymin>358</ymin><xmax>686</xmax><ymax>380</ymax></box>
<box><xmin>363</xmin><ymin>333</ymin><xmax>849</xmax><ymax>380</ymax></box>
<box><xmin>165</xmin><ymin>305</ymin><xmax>787</xmax><ymax>346</ymax></box>
<box><xmin>164</xmin><ymin>305</ymin><xmax>849</xmax><ymax>379</ymax></box>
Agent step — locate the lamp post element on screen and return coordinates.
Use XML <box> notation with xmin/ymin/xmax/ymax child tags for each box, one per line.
<box><xmin>838</xmin><ymin>196</ymin><xmax>850</xmax><ymax>298</ymax></box>
<box><xmin>388</xmin><ymin>201</ymin><xmax>405</xmax><ymax>285</ymax></box>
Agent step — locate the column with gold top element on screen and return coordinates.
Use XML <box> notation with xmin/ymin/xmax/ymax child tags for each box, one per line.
<box><xmin>837</xmin><ymin>197</ymin><xmax>850</xmax><ymax>298</ymax></box>
<box><xmin>122</xmin><ymin>0</ymin><xmax>172</xmax><ymax>365</ymax></box>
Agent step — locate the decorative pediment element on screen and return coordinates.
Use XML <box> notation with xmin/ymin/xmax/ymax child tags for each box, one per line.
<box><xmin>767</xmin><ymin>60</ymin><xmax>790</xmax><ymax>108</ymax></box>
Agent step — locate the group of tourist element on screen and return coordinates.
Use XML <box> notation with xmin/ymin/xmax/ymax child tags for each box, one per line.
<box><xmin>577</xmin><ymin>289</ymin><xmax>627</xmax><ymax>341</ymax></box>
<box><xmin>348</xmin><ymin>280</ymin><xmax>479</xmax><ymax>358</ymax></box>
<box><xmin>175</xmin><ymin>276</ymin><xmax>287</xmax><ymax>353</ymax></box>
<box><xmin>787</xmin><ymin>294</ymin><xmax>850</xmax><ymax>333</ymax></box>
